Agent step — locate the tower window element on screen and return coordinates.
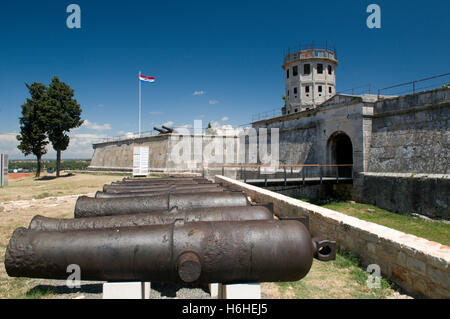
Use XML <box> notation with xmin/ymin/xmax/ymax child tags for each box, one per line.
<box><xmin>287</xmin><ymin>89</ymin><xmax>290</xmax><ymax>96</ymax></box>
<box><xmin>318</xmin><ymin>86</ymin><xmax>322</xmax><ymax>93</ymax></box>
<box><xmin>305</xmin><ymin>86</ymin><xmax>310</xmax><ymax>93</ymax></box>
<box><xmin>317</xmin><ymin>64</ymin><xmax>323</xmax><ymax>74</ymax></box>
<box><xmin>286</xmin><ymin>69</ymin><xmax>289</xmax><ymax>79</ymax></box>
<box><xmin>328</xmin><ymin>65</ymin><xmax>332</xmax><ymax>75</ymax></box>
<box><xmin>295</xmin><ymin>108</ymin><xmax>298</xmax><ymax>113</ymax></box>
<box><xmin>294</xmin><ymin>87</ymin><xmax>297</xmax><ymax>94</ymax></box>
<box><xmin>304</xmin><ymin>64</ymin><xmax>310</xmax><ymax>75</ymax></box>
<box><xmin>329</xmin><ymin>87</ymin><xmax>332</xmax><ymax>93</ymax></box>
<box><xmin>293</xmin><ymin>65</ymin><xmax>298</xmax><ymax>76</ymax></box>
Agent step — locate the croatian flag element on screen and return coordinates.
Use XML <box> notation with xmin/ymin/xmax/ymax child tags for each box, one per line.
<box><xmin>139</xmin><ymin>74</ymin><xmax>155</xmax><ymax>83</ymax></box>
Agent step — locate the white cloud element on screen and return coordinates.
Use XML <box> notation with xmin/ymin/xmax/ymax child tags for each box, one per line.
<box><xmin>193</xmin><ymin>90</ymin><xmax>206</xmax><ymax>96</ymax></box>
<box><xmin>207</xmin><ymin>121</ymin><xmax>243</xmax><ymax>136</ymax></box>
<box><xmin>162</xmin><ymin>121</ymin><xmax>174</xmax><ymax>127</ymax></box>
<box><xmin>221</xmin><ymin>116</ymin><xmax>229</xmax><ymax>121</ymax></box>
<box><xmin>0</xmin><ymin>133</ymin><xmax>23</xmax><ymax>158</ymax></box>
<box><xmin>149</xmin><ymin>111</ymin><xmax>164</xmax><ymax>115</ymax></box>
<box><xmin>0</xmin><ymin>131</ymin><xmax>108</xmax><ymax>159</ymax></box>
<box><xmin>209</xmin><ymin>100</ymin><xmax>219</xmax><ymax>105</ymax></box>
<box><xmin>177</xmin><ymin>124</ymin><xmax>193</xmax><ymax>129</ymax></box>
<box><xmin>82</xmin><ymin>120</ymin><xmax>112</xmax><ymax>131</ymax></box>
<box><xmin>198</xmin><ymin>114</ymin><xmax>205</xmax><ymax>118</ymax></box>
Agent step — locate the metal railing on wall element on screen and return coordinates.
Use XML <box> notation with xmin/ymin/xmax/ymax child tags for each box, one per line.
<box><xmin>251</xmin><ymin>108</ymin><xmax>283</xmax><ymax>122</ymax></box>
<box><xmin>250</xmin><ymin>72</ymin><xmax>450</xmax><ymax>123</ymax></box>
<box><xmin>377</xmin><ymin>72</ymin><xmax>450</xmax><ymax>99</ymax></box>
<box><xmin>208</xmin><ymin>163</ymin><xmax>354</xmax><ymax>186</ymax></box>
<box><xmin>92</xmin><ymin>130</ymin><xmax>155</xmax><ymax>144</ymax></box>
<box><xmin>337</xmin><ymin>84</ymin><xmax>374</xmax><ymax>95</ymax></box>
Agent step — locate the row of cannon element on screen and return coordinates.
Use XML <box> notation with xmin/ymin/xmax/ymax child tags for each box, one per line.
<box><xmin>5</xmin><ymin>176</ymin><xmax>336</xmax><ymax>285</ymax></box>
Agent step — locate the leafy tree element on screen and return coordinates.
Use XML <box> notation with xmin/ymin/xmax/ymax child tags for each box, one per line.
<box><xmin>16</xmin><ymin>83</ymin><xmax>49</xmax><ymax>177</ymax></box>
<box><xmin>45</xmin><ymin>76</ymin><xmax>83</xmax><ymax>176</ymax></box>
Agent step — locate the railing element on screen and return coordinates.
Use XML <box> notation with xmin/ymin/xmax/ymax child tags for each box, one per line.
<box><xmin>93</xmin><ymin>126</ymin><xmax>250</xmax><ymax>144</ymax></box>
<box><xmin>377</xmin><ymin>72</ymin><xmax>450</xmax><ymax>99</ymax></box>
<box><xmin>211</xmin><ymin>164</ymin><xmax>354</xmax><ymax>186</ymax></box>
<box><xmin>93</xmin><ymin>130</ymin><xmax>154</xmax><ymax>144</ymax></box>
<box><xmin>251</xmin><ymin>108</ymin><xmax>283</xmax><ymax>122</ymax></box>
<box><xmin>250</xmin><ymin>72</ymin><xmax>450</xmax><ymax>122</ymax></box>
<box><xmin>337</xmin><ymin>84</ymin><xmax>374</xmax><ymax>95</ymax></box>
<box><xmin>283</xmin><ymin>42</ymin><xmax>338</xmax><ymax>61</ymax></box>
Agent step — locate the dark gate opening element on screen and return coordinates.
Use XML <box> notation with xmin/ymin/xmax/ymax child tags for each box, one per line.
<box><xmin>329</xmin><ymin>132</ymin><xmax>353</xmax><ymax>178</ymax></box>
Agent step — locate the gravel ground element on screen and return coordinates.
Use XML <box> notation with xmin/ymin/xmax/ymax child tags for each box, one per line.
<box><xmin>149</xmin><ymin>282</ymin><xmax>211</xmax><ymax>299</ymax></box>
<box><xmin>29</xmin><ymin>279</ymin><xmax>213</xmax><ymax>299</ymax></box>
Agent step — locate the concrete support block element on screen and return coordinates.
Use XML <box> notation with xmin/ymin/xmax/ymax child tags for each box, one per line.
<box><xmin>209</xmin><ymin>283</ymin><xmax>220</xmax><ymax>299</ymax></box>
<box><xmin>103</xmin><ymin>282</ymin><xmax>151</xmax><ymax>299</ymax></box>
<box><xmin>219</xmin><ymin>283</ymin><xmax>261</xmax><ymax>299</ymax></box>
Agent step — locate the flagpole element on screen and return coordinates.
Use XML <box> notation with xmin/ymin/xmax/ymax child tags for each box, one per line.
<box><xmin>139</xmin><ymin>70</ymin><xmax>141</xmax><ymax>137</ymax></box>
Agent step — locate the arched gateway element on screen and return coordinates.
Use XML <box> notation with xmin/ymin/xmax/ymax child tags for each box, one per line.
<box><xmin>327</xmin><ymin>131</ymin><xmax>353</xmax><ymax>177</ymax></box>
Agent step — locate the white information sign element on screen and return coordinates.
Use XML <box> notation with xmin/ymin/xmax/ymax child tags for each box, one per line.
<box><xmin>0</xmin><ymin>154</ymin><xmax>8</xmax><ymax>187</ymax></box>
<box><xmin>133</xmin><ymin>147</ymin><xmax>149</xmax><ymax>176</ymax></box>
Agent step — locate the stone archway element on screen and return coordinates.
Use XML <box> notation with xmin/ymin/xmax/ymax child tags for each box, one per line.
<box><xmin>327</xmin><ymin>131</ymin><xmax>353</xmax><ymax>177</ymax></box>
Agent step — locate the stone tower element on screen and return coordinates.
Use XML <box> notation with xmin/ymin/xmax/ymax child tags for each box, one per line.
<box><xmin>282</xmin><ymin>44</ymin><xmax>338</xmax><ymax>114</ymax></box>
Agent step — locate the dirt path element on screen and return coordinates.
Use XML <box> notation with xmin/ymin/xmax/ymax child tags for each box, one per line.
<box><xmin>0</xmin><ymin>193</ymin><xmax>92</xmax><ymax>214</ymax></box>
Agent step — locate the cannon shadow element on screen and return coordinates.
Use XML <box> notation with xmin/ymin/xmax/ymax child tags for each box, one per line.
<box><xmin>26</xmin><ymin>283</ymin><xmax>102</xmax><ymax>297</ymax></box>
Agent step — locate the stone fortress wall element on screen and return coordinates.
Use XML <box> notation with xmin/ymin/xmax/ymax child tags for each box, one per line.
<box><xmin>361</xmin><ymin>88</ymin><xmax>449</xmax><ymax>219</ymax></box>
<box><xmin>252</xmin><ymin>88</ymin><xmax>450</xmax><ymax>219</ymax></box>
<box><xmin>89</xmin><ymin>88</ymin><xmax>450</xmax><ymax>218</ymax></box>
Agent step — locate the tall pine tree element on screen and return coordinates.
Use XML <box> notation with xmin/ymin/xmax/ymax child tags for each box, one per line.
<box><xmin>17</xmin><ymin>83</ymin><xmax>49</xmax><ymax>178</ymax></box>
<box><xmin>46</xmin><ymin>76</ymin><xmax>83</xmax><ymax>177</ymax></box>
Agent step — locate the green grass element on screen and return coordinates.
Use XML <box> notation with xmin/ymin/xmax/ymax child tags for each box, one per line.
<box><xmin>277</xmin><ymin>249</ymin><xmax>396</xmax><ymax>299</ymax></box>
<box><xmin>25</xmin><ymin>286</ymin><xmax>56</xmax><ymax>299</ymax></box>
<box><xmin>35</xmin><ymin>192</ymin><xmax>53</xmax><ymax>199</ymax></box>
<box><xmin>300</xmin><ymin>199</ymin><xmax>450</xmax><ymax>246</ymax></box>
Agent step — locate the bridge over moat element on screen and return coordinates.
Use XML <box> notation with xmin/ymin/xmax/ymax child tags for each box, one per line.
<box><xmin>216</xmin><ymin>164</ymin><xmax>353</xmax><ymax>187</ymax></box>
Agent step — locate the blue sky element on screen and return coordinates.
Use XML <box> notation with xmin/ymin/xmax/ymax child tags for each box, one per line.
<box><xmin>0</xmin><ymin>0</ymin><xmax>449</xmax><ymax>159</ymax></box>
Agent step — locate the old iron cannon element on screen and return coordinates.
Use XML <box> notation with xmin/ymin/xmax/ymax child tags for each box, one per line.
<box><xmin>29</xmin><ymin>205</ymin><xmax>275</xmax><ymax>231</ymax></box>
<box><xmin>101</xmin><ymin>183</ymin><xmax>224</xmax><ymax>194</ymax></box>
<box><xmin>161</xmin><ymin>125</ymin><xmax>174</xmax><ymax>133</ymax></box>
<box><xmin>95</xmin><ymin>188</ymin><xmax>227</xmax><ymax>199</ymax></box>
<box><xmin>5</xmin><ymin>218</ymin><xmax>336</xmax><ymax>284</ymax></box>
<box><xmin>74</xmin><ymin>191</ymin><xmax>250</xmax><ymax>218</ymax></box>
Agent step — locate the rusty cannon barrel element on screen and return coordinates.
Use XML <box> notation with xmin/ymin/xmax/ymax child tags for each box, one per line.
<box><xmin>103</xmin><ymin>183</ymin><xmax>222</xmax><ymax>193</ymax></box>
<box><xmin>5</xmin><ymin>219</ymin><xmax>336</xmax><ymax>284</ymax></box>
<box><xmin>95</xmin><ymin>188</ymin><xmax>226</xmax><ymax>199</ymax></box>
<box><xmin>29</xmin><ymin>206</ymin><xmax>274</xmax><ymax>231</ymax></box>
<box><xmin>121</xmin><ymin>177</ymin><xmax>209</xmax><ymax>183</ymax></box>
<box><xmin>109</xmin><ymin>181</ymin><xmax>212</xmax><ymax>188</ymax></box>
<box><xmin>154</xmin><ymin>126</ymin><xmax>167</xmax><ymax>134</ymax></box>
<box><xmin>162</xmin><ymin>125</ymin><xmax>174</xmax><ymax>133</ymax></box>
<box><xmin>75</xmin><ymin>192</ymin><xmax>250</xmax><ymax>218</ymax></box>
<box><xmin>109</xmin><ymin>179</ymin><xmax>212</xmax><ymax>186</ymax></box>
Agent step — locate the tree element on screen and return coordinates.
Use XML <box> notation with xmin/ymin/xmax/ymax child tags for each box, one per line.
<box><xmin>45</xmin><ymin>76</ymin><xmax>83</xmax><ymax>177</ymax></box>
<box><xmin>16</xmin><ymin>83</ymin><xmax>49</xmax><ymax>178</ymax></box>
